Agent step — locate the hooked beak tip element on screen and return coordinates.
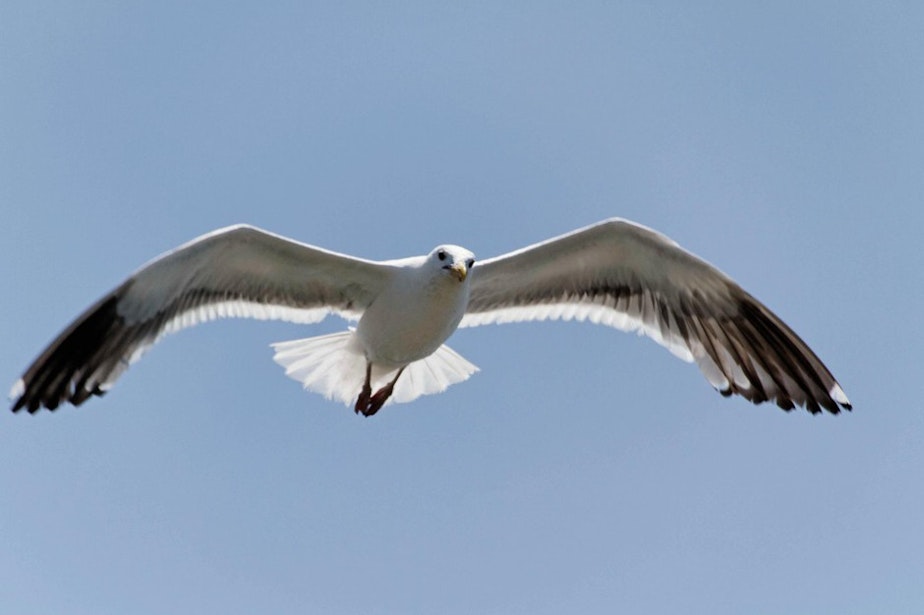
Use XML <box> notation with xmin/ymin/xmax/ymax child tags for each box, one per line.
<box><xmin>450</xmin><ymin>263</ymin><xmax>468</xmax><ymax>282</ymax></box>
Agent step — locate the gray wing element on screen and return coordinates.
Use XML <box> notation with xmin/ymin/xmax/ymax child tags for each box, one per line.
<box><xmin>463</xmin><ymin>218</ymin><xmax>851</xmax><ymax>414</ymax></box>
<box><xmin>11</xmin><ymin>225</ymin><xmax>393</xmax><ymax>412</ymax></box>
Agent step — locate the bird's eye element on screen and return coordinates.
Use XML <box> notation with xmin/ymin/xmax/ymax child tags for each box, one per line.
<box><xmin>438</xmin><ymin>250</ymin><xmax>447</xmax><ymax>261</ymax></box>
<box><xmin>466</xmin><ymin>258</ymin><xmax>475</xmax><ymax>269</ymax></box>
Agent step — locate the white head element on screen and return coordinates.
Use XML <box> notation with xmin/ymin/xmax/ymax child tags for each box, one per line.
<box><xmin>428</xmin><ymin>244</ymin><xmax>475</xmax><ymax>282</ymax></box>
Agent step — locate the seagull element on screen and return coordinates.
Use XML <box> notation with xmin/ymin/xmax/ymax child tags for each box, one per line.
<box><xmin>10</xmin><ymin>218</ymin><xmax>851</xmax><ymax>416</ymax></box>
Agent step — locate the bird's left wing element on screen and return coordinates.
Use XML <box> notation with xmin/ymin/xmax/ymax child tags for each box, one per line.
<box><xmin>462</xmin><ymin>218</ymin><xmax>850</xmax><ymax>414</ymax></box>
<box><xmin>11</xmin><ymin>225</ymin><xmax>393</xmax><ymax>412</ymax></box>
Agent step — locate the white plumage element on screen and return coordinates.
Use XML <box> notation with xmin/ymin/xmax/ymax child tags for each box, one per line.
<box><xmin>271</xmin><ymin>331</ymin><xmax>478</xmax><ymax>406</ymax></box>
<box><xmin>10</xmin><ymin>218</ymin><xmax>851</xmax><ymax>415</ymax></box>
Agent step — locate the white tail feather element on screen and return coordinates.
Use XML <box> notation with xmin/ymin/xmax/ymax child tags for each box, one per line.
<box><xmin>391</xmin><ymin>344</ymin><xmax>479</xmax><ymax>403</ymax></box>
<box><xmin>271</xmin><ymin>331</ymin><xmax>479</xmax><ymax>407</ymax></box>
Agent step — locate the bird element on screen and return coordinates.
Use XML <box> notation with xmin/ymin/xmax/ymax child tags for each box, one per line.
<box><xmin>9</xmin><ymin>218</ymin><xmax>851</xmax><ymax>416</ymax></box>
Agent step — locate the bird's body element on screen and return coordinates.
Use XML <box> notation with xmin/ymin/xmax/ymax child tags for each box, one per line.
<box><xmin>276</xmin><ymin>246</ymin><xmax>476</xmax><ymax>415</ymax></box>
<box><xmin>10</xmin><ymin>219</ymin><xmax>851</xmax><ymax>415</ymax></box>
<box><xmin>356</xmin><ymin>247</ymin><xmax>472</xmax><ymax>368</ymax></box>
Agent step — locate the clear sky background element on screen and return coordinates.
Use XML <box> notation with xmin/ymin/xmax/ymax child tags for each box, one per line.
<box><xmin>2</xmin><ymin>3</ymin><xmax>922</xmax><ymax>614</ymax></box>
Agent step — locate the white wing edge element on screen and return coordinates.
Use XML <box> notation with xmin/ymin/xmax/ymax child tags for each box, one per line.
<box><xmin>461</xmin><ymin>296</ymin><xmax>852</xmax><ymax>411</ymax></box>
<box><xmin>136</xmin><ymin>299</ymin><xmax>348</xmax><ymax>364</ymax></box>
<box><xmin>460</xmin><ymin>296</ymin><xmax>695</xmax><ymax>362</ymax></box>
<box><xmin>9</xmin><ymin>378</ymin><xmax>25</xmax><ymax>401</ymax></box>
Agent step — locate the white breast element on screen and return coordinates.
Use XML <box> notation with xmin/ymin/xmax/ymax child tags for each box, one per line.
<box><xmin>355</xmin><ymin>262</ymin><xmax>470</xmax><ymax>367</ymax></box>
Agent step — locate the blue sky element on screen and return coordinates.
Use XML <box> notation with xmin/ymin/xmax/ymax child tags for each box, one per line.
<box><xmin>2</xmin><ymin>2</ymin><xmax>922</xmax><ymax>613</ymax></box>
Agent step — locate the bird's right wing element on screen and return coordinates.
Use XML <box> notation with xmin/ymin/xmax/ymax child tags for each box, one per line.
<box><xmin>11</xmin><ymin>225</ymin><xmax>394</xmax><ymax>412</ymax></box>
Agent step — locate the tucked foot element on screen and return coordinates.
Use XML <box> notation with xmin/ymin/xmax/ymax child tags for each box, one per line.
<box><xmin>356</xmin><ymin>366</ymin><xmax>405</xmax><ymax>417</ymax></box>
<box><xmin>354</xmin><ymin>363</ymin><xmax>373</xmax><ymax>415</ymax></box>
<box><xmin>354</xmin><ymin>384</ymin><xmax>371</xmax><ymax>414</ymax></box>
<box><xmin>362</xmin><ymin>384</ymin><xmax>395</xmax><ymax>417</ymax></box>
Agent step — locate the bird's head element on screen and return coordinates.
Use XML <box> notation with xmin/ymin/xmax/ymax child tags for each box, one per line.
<box><xmin>429</xmin><ymin>245</ymin><xmax>475</xmax><ymax>282</ymax></box>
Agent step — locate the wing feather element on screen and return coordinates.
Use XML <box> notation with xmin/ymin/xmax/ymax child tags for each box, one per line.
<box><xmin>11</xmin><ymin>225</ymin><xmax>392</xmax><ymax>412</ymax></box>
<box><xmin>463</xmin><ymin>218</ymin><xmax>850</xmax><ymax>414</ymax></box>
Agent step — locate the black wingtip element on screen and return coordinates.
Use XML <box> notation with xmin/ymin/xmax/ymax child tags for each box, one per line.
<box><xmin>11</xmin><ymin>293</ymin><xmax>125</xmax><ymax>414</ymax></box>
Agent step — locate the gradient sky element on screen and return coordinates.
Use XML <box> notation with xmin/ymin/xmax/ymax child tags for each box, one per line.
<box><xmin>2</xmin><ymin>3</ymin><xmax>922</xmax><ymax>614</ymax></box>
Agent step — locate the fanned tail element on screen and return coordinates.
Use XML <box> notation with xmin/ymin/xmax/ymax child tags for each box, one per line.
<box><xmin>272</xmin><ymin>331</ymin><xmax>365</xmax><ymax>405</ymax></box>
<box><xmin>391</xmin><ymin>344</ymin><xmax>479</xmax><ymax>404</ymax></box>
<box><xmin>271</xmin><ymin>331</ymin><xmax>479</xmax><ymax>408</ymax></box>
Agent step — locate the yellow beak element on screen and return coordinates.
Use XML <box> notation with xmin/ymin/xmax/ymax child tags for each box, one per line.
<box><xmin>449</xmin><ymin>262</ymin><xmax>468</xmax><ymax>282</ymax></box>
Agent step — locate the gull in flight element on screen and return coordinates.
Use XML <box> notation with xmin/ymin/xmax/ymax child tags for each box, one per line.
<box><xmin>10</xmin><ymin>219</ymin><xmax>851</xmax><ymax>416</ymax></box>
